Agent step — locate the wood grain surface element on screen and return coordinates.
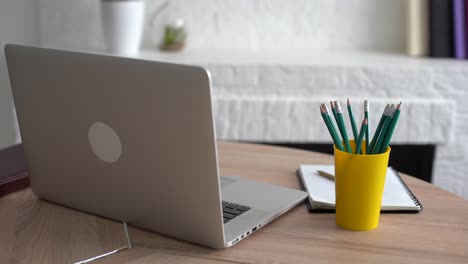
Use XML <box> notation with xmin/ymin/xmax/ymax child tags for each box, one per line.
<box><xmin>1</xmin><ymin>141</ymin><xmax>467</xmax><ymax>264</ymax></box>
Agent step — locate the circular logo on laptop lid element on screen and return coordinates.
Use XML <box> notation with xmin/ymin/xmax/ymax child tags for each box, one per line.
<box><xmin>88</xmin><ymin>122</ymin><xmax>122</xmax><ymax>163</ymax></box>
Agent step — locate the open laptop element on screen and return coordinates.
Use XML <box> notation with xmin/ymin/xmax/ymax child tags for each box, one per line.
<box><xmin>5</xmin><ymin>44</ymin><xmax>307</xmax><ymax>249</ymax></box>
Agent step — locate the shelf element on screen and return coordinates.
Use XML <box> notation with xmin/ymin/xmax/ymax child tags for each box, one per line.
<box><xmin>137</xmin><ymin>49</ymin><xmax>468</xmax><ymax>67</ymax></box>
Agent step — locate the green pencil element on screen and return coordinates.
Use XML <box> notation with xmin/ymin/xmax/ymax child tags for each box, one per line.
<box><xmin>355</xmin><ymin>118</ymin><xmax>368</xmax><ymax>154</ymax></box>
<box><xmin>364</xmin><ymin>100</ymin><xmax>369</xmax><ymax>154</ymax></box>
<box><xmin>372</xmin><ymin>104</ymin><xmax>395</xmax><ymax>154</ymax></box>
<box><xmin>347</xmin><ymin>98</ymin><xmax>359</xmax><ymax>141</ymax></box>
<box><xmin>334</xmin><ymin>101</ymin><xmax>352</xmax><ymax>153</ymax></box>
<box><xmin>330</xmin><ymin>101</ymin><xmax>338</xmax><ymax>123</ymax></box>
<box><xmin>327</xmin><ymin>101</ymin><xmax>341</xmax><ymax>142</ymax></box>
<box><xmin>320</xmin><ymin>104</ymin><xmax>345</xmax><ymax>151</ymax></box>
<box><xmin>323</xmin><ymin>106</ymin><xmax>343</xmax><ymax>150</ymax></box>
<box><xmin>379</xmin><ymin>102</ymin><xmax>402</xmax><ymax>153</ymax></box>
<box><xmin>369</xmin><ymin>104</ymin><xmax>389</xmax><ymax>153</ymax></box>
<box><xmin>330</xmin><ymin>100</ymin><xmax>343</xmax><ymax>146</ymax></box>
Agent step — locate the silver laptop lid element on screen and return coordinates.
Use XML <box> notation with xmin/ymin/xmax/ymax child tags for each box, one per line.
<box><xmin>5</xmin><ymin>44</ymin><xmax>225</xmax><ymax>248</ymax></box>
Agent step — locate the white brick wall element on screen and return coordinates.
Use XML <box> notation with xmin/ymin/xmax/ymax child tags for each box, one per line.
<box><xmin>211</xmin><ymin>96</ymin><xmax>455</xmax><ymax>144</ymax></box>
<box><xmin>431</xmin><ymin>67</ymin><xmax>468</xmax><ymax>198</ymax></box>
<box><xmin>38</xmin><ymin>0</ymin><xmax>406</xmax><ymax>53</ymax></box>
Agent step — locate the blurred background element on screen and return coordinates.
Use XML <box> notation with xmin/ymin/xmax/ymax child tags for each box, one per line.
<box><xmin>1</xmin><ymin>0</ymin><xmax>467</xmax><ymax>199</ymax></box>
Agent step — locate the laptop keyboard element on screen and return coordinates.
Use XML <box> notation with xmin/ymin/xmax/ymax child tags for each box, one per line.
<box><xmin>222</xmin><ymin>201</ymin><xmax>250</xmax><ymax>224</ymax></box>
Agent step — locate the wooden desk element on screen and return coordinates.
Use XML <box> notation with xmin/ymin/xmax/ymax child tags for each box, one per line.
<box><xmin>1</xmin><ymin>141</ymin><xmax>467</xmax><ymax>264</ymax></box>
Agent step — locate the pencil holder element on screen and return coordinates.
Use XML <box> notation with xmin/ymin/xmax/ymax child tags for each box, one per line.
<box><xmin>334</xmin><ymin>140</ymin><xmax>390</xmax><ymax>231</ymax></box>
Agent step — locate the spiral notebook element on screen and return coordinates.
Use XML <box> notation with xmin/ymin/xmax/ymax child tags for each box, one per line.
<box><xmin>297</xmin><ymin>165</ymin><xmax>422</xmax><ymax>213</ymax></box>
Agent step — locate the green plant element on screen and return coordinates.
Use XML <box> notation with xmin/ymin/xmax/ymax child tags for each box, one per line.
<box><xmin>161</xmin><ymin>24</ymin><xmax>186</xmax><ymax>51</ymax></box>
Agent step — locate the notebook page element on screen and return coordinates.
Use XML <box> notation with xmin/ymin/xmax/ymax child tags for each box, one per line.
<box><xmin>300</xmin><ymin>165</ymin><xmax>336</xmax><ymax>205</ymax></box>
<box><xmin>299</xmin><ymin>165</ymin><xmax>417</xmax><ymax>208</ymax></box>
<box><xmin>381</xmin><ymin>168</ymin><xmax>416</xmax><ymax>207</ymax></box>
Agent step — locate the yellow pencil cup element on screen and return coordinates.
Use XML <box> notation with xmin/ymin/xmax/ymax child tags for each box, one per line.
<box><xmin>334</xmin><ymin>140</ymin><xmax>390</xmax><ymax>231</ymax></box>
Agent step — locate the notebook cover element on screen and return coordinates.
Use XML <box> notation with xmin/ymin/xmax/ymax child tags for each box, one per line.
<box><xmin>296</xmin><ymin>168</ymin><xmax>422</xmax><ymax>214</ymax></box>
<box><xmin>454</xmin><ymin>0</ymin><xmax>467</xmax><ymax>58</ymax></box>
<box><xmin>0</xmin><ymin>144</ymin><xmax>30</xmax><ymax>197</ymax></box>
<box><xmin>430</xmin><ymin>0</ymin><xmax>454</xmax><ymax>57</ymax></box>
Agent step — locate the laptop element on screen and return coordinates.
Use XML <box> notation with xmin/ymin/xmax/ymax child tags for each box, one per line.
<box><xmin>5</xmin><ymin>44</ymin><xmax>308</xmax><ymax>249</ymax></box>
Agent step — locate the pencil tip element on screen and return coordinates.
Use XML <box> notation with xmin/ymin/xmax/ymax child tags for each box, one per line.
<box><xmin>384</xmin><ymin>104</ymin><xmax>391</xmax><ymax>115</ymax></box>
<box><xmin>389</xmin><ymin>104</ymin><xmax>396</xmax><ymax>114</ymax></box>
<box><xmin>334</xmin><ymin>101</ymin><xmax>342</xmax><ymax>111</ymax></box>
<box><xmin>347</xmin><ymin>98</ymin><xmax>350</xmax><ymax>105</ymax></box>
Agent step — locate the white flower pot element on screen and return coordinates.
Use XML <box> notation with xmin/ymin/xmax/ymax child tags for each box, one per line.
<box><xmin>101</xmin><ymin>0</ymin><xmax>145</xmax><ymax>56</ymax></box>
